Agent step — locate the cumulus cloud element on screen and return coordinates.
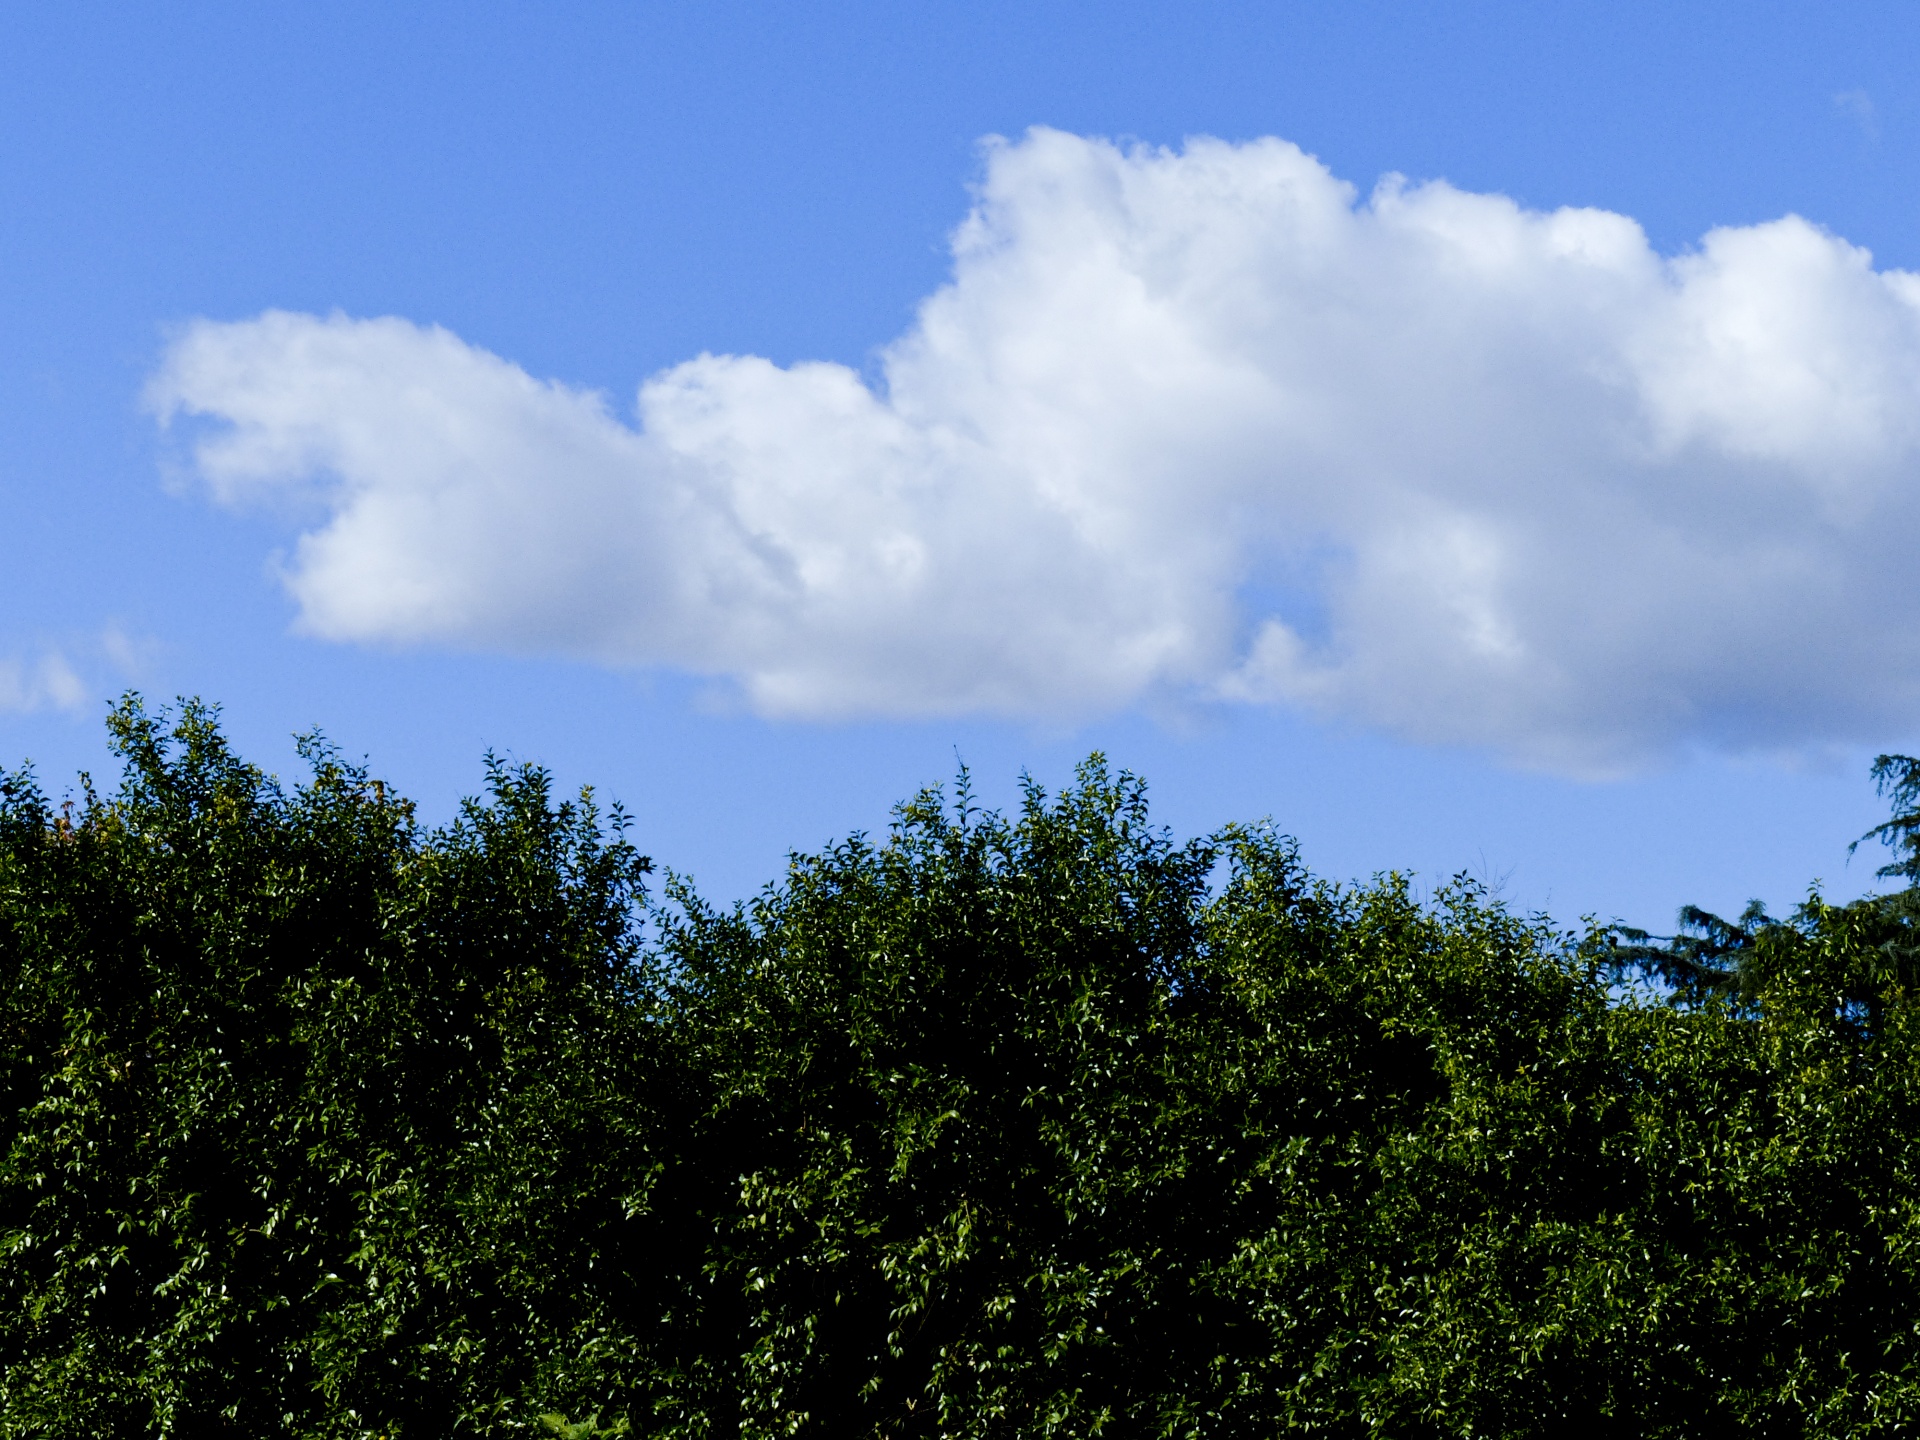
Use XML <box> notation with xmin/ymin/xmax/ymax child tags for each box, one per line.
<box><xmin>0</xmin><ymin>651</ymin><xmax>85</xmax><ymax>715</ymax></box>
<box><xmin>148</xmin><ymin>128</ymin><xmax>1920</xmax><ymax>771</ymax></box>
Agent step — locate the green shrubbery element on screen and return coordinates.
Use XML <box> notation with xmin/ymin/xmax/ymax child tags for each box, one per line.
<box><xmin>6</xmin><ymin>698</ymin><xmax>1920</xmax><ymax>1435</ymax></box>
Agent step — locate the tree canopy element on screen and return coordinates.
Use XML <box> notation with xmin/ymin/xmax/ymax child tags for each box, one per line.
<box><xmin>7</xmin><ymin>699</ymin><xmax>1920</xmax><ymax>1436</ymax></box>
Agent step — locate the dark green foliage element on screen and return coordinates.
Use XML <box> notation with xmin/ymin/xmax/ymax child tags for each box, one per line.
<box><xmin>7</xmin><ymin>700</ymin><xmax>1920</xmax><ymax>1435</ymax></box>
<box><xmin>0</xmin><ymin>700</ymin><xmax>662</xmax><ymax>1435</ymax></box>
<box><xmin>1855</xmin><ymin>753</ymin><xmax>1920</xmax><ymax>884</ymax></box>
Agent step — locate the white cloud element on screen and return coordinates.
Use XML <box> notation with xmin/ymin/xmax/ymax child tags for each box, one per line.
<box><xmin>0</xmin><ymin>651</ymin><xmax>85</xmax><ymax>715</ymax></box>
<box><xmin>148</xmin><ymin>128</ymin><xmax>1920</xmax><ymax>772</ymax></box>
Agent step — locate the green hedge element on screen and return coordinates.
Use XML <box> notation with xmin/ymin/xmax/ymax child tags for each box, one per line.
<box><xmin>4</xmin><ymin>698</ymin><xmax>1920</xmax><ymax>1437</ymax></box>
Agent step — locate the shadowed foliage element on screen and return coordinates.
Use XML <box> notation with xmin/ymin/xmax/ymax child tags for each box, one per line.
<box><xmin>6</xmin><ymin>700</ymin><xmax>1920</xmax><ymax>1436</ymax></box>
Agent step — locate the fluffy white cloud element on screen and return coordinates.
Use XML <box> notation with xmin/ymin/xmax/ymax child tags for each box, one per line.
<box><xmin>0</xmin><ymin>651</ymin><xmax>84</xmax><ymax>715</ymax></box>
<box><xmin>148</xmin><ymin>128</ymin><xmax>1920</xmax><ymax>771</ymax></box>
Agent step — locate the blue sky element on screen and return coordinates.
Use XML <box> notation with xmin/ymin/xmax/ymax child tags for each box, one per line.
<box><xmin>4</xmin><ymin>2</ymin><xmax>1920</xmax><ymax>928</ymax></box>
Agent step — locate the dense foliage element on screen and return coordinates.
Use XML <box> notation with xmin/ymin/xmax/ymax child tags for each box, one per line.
<box><xmin>7</xmin><ymin>699</ymin><xmax>1920</xmax><ymax>1436</ymax></box>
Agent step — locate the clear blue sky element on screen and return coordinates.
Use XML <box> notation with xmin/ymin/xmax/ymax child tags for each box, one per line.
<box><xmin>4</xmin><ymin>2</ymin><xmax>1919</xmax><ymax>929</ymax></box>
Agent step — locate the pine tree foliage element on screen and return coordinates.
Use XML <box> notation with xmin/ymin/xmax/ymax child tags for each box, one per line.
<box><xmin>6</xmin><ymin>700</ymin><xmax>1920</xmax><ymax>1434</ymax></box>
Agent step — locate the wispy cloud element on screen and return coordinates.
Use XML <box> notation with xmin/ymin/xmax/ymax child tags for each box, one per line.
<box><xmin>98</xmin><ymin>621</ymin><xmax>162</xmax><ymax>681</ymax></box>
<box><xmin>0</xmin><ymin>650</ymin><xmax>86</xmax><ymax>716</ymax></box>
<box><xmin>1835</xmin><ymin>88</ymin><xmax>1880</xmax><ymax>142</ymax></box>
<box><xmin>149</xmin><ymin>128</ymin><xmax>1920</xmax><ymax>773</ymax></box>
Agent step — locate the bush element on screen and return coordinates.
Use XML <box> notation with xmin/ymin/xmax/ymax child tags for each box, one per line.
<box><xmin>4</xmin><ymin>698</ymin><xmax>1920</xmax><ymax>1436</ymax></box>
